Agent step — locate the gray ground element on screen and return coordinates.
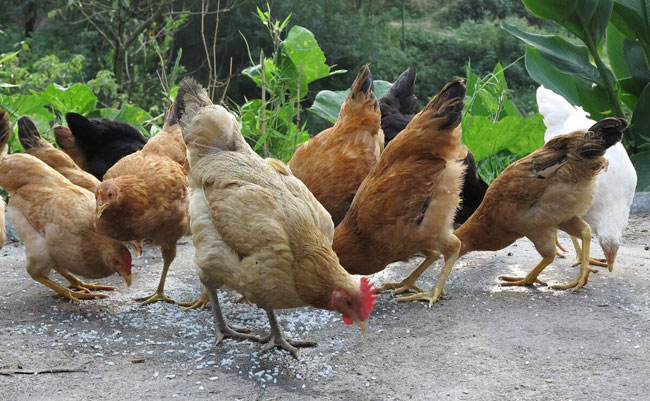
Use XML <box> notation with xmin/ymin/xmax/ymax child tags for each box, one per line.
<box><xmin>1</xmin><ymin>214</ymin><xmax>649</xmax><ymax>401</ymax></box>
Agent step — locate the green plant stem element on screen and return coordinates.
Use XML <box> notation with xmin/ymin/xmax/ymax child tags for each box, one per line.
<box><xmin>582</xmin><ymin>27</ymin><xmax>625</xmax><ymax>118</ymax></box>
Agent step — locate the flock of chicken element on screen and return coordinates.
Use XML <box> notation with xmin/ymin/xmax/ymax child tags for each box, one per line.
<box><xmin>0</xmin><ymin>64</ymin><xmax>637</xmax><ymax>357</ymax></box>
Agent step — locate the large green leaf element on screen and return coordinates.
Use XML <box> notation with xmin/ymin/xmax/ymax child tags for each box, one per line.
<box><xmin>282</xmin><ymin>26</ymin><xmax>331</xmax><ymax>85</ymax></box>
<box><xmin>461</xmin><ymin>114</ymin><xmax>546</xmax><ymax>162</ymax></box>
<box><xmin>624</xmin><ymin>38</ymin><xmax>650</xmax><ymax>85</ymax></box>
<box><xmin>39</xmin><ymin>83</ymin><xmax>97</xmax><ymax>116</ymax></box>
<box><xmin>503</xmin><ymin>23</ymin><xmax>600</xmax><ymax>83</ymax></box>
<box><xmin>525</xmin><ymin>46</ymin><xmax>580</xmax><ymax>105</ymax></box>
<box><xmin>611</xmin><ymin>0</ymin><xmax>650</xmax><ymax>44</ymax></box>
<box><xmin>523</xmin><ymin>0</ymin><xmax>613</xmax><ymax>47</ymax></box>
<box><xmin>607</xmin><ymin>23</ymin><xmax>631</xmax><ymax>80</ymax></box>
<box><xmin>525</xmin><ymin>46</ymin><xmax>612</xmax><ymax>119</ymax></box>
<box><xmin>631</xmin><ymin>82</ymin><xmax>650</xmax><ymax>148</ymax></box>
<box><xmin>308</xmin><ymin>80</ymin><xmax>392</xmax><ymax>123</ymax></box>
<box><xmin>630</xmin><ymin>151</ymin><xmax>650</xmax><ymax>191</ymax></box>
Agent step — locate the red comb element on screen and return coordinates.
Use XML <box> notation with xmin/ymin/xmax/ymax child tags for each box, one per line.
<box><xmin>359</xmin><ymin>277</ymin><xmax>378</xmax><ymax>320</ymax></box>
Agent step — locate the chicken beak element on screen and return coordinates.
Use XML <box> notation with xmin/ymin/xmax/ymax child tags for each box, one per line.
<box><xmin>606</xmin><ymin>250</ymin><xmax>615</xmax><ymax>272</ymax></box>
<box><xmin>356</xmin><ymin>319</ymin><xmax>368</xmax><ymax>333</ymax></box>
<box><xmin>96</xmin><ymin>203</ymin><xmax>106</xmax><ymax>218</ymax></box>
<box><xmin>121</xmin><ymin>273</ymin><xmax>132</xmax><ymax>287</ymax></box>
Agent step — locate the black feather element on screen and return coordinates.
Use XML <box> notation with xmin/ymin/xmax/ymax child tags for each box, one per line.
<box><xmin>65</xmin><ymin>112</ymin><xmax>147</xmax><ymax>179</ymax></box>
<box><xmin>17</xmin><ymin>117</ymin><xmax>43</xmax><ymax>150</ymax></box>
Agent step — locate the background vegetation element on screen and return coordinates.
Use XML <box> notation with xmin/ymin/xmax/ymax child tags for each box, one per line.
<box><xmin>0</xmin><ymin>0</ymin><xmax>646</xmax><ymax>188</ymax></box>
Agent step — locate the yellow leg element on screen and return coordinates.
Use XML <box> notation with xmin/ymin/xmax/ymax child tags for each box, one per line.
<box><xmin>569</xmin><ymin>236</ymin><xmax>606</xmax><ymax>268</ymax></box>
<box><xmin>397</xmin><ymin>248</ymin><xmax>459</xmax><ymax>306</ymax></box>
<box><xmin>555</xmin><ymin>233</ymin><xmax>568</xmax><ymax>254</ymax></box>
<box><xmin>35</xmin><ymin>276</ymin><xmax>108</xmax><ymax>302</ymax></box>
<box><xmin>135</xmin><ymin>245</ymin><xmax>176</xmax><ymax>305</ymax></box>
<box><xmin>54</xmin><ymin>267</ymin><xmax>116</xmax><ymax>293</ymax></box>
<box><xmin>376</xmin><ymin>252</ymin><xmax>440</xmax><ymax>295</ymax></box>
<box><xmin>552</xmin><ymin>226</ymin><xmax>594</xmax><ymax>291</ymax></box>
<box><xmin>178</xmin><ymin>291</ymin><xmax>209</xmax><ymax>311</ymax></box>
<box><xmin>499</xmin><ymin>256</ymin><xmax>553</xmax><ymax>287</ymax></box>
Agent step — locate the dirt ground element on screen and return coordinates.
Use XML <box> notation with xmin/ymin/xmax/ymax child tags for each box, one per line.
<box><xmin>1</xmin><ymin>214</ymin><xmax>649</xmax><ymax>401</ymax></box>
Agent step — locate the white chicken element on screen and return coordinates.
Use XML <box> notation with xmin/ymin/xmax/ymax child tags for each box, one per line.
<box><xmin>536</xmin><ymin>85</ymin><xmax>637</xmax><ymax>271</ymax></box>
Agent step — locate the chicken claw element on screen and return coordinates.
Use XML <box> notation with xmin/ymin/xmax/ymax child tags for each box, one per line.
<box><xmin>134</xmin><ymin>291</ymin><xmax>175</xmax><ymax>305</ymax></box>
<box><xmin>571</xmin><ymin>257</ymin><xmax>607</xmax><ymax>268</ymax></box>
<box><xmin>37</xmin><ymin>277</ymin><xmax>108</xmax><ymax>303</ymax></box>
<box><xmin>499</xmin><ymin>276</ymin><xmax>548</xmax><ymax>287</ymax></box>
<box><xmin>178</xmin><ymin>292</ymin><xmax>209</xmax><ymax>311</ymax></box>
<box><xmin>68</xmin><ymin>282</ymin><xmax>117</xmax><ymax>293</ymax></box>
<box><xmin>214</xmin><ymin>325</ymin><xmax>259</xmax><ymax>345</ymax></box>
<box><xmin>395</xmin><ymin>288</ymin><xmax>447</xmax><ymax>306</ymax></box>
<box><xmin>376</xmin><ymin>281</ymin><xmax>423</xmax><ymax>295</ymax></box>
<box><xmin>260</xmin><ymin>334</ymin><xmax>317</xmax><ymax>359</ymax></box>
<box><xmin>260</xmin><ymin>310</ymin><xmax>316</xmax><ymax>358</ymax></box>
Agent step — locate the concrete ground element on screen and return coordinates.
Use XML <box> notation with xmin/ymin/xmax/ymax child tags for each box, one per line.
<box><xmin>0</xmin><ymin>214</ymin><xmax>649</xmax><ymax>401</ymax></box>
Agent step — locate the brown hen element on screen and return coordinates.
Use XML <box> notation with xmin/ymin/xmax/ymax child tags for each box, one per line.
<box><xmin>0</xmin><ymin>110</ymin><xmax>132</xmax><ymax>301</ymax></box>
<box><xmin>333</xmin><ymin>79</ymin><xmax>468</xmax><ymax>306</ymax></box>
<box><xmin>289</xmin><ymin>64</ymin><xmax>383</xmax><ymax>225</ymax></box>
<box><xmin>454</xmin><ymin>118</ymin><xmax>627</xmax><ymax>292</ymax></box>
<box><xmin>17</xmin><ymin>117</ymin><xmax>100</xmax><ymax>192</ymax></box>
<box><xmin>94</xmin><ymin>107</ymin><xmax>189</xmax><ymax>305</ymax></box>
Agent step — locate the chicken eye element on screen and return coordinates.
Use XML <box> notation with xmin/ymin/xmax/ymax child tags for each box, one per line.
<box><xmin>108</xmin><ymin>192</ymin><xmax>113</xmax><ymax>199</ymax></box>
<box><xmin>345</xmin><ymin>299</ymin><xmax>353</xmax><ymax>307</ymax></box>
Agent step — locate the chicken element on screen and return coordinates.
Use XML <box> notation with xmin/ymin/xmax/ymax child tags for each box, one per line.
<box><xmin>63</xmin><ymin>112</ymin><xmax>148</xmax><ymax>179</ymax></box>
<box><xmin>289</xmin><ymin>64</ymin><xmax>383</xmax><ymax>225</ymax></box>
<box><xmin>379</xmin><ymin>67</ymin><xmax>488</xmax><ymax>225</ymax></box>
<box><xmin>0</xmin><ymin>110</ymin><xmax>7</xmax><ymax>249</ymax></box>
<box><xmin>94</xmin><ymin>107</ymin><xmax>188</xmax><ymax>305</ymax></box>
<box><xmin>454</xmin><ymin>118</ymin><xmax>627</xmax><ymax>293</ymax></box>
<box><xmin>54</xmin><ymin>125</ymin><xmax>87</xmax><ymax>171</ymax></box>
<box><xmin>379</xmin><ymin>67</ymin><xmax>418</xmax><ymax>144</ymax></box>
<box><xmin>537</xmin><ymin>86</ymin><xmax>637</xmax><ymax>271</ymax></box>
<box><xmin>176</xmin><ymin>78</ymin><xmax>377</xmax><ymax>357</ymax></box>
<box><xmin>333</xmin><ymin>79</ymin><xmax>468</xmax><ymax>306</ymax></box>
<box><xmin>18</xmin><ymin>117</ymin><xmax>100</xmax><ymax>192</ymax></box>
<box><xmin>0</xmin><ymin>110</ymin><xmax>132</xmax><ymax>302</ymax></box>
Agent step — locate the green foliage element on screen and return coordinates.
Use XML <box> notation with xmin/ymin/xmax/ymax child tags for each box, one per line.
<box><xmin>237</xmin><ymin>10</ymin><xmax>339</xmax><ymax>162</ymax></box>
<box><xmin>463</xmin><ymin>62</ymin><xmax>545</xmax><ymax>183</ymax></box>
<box><xmin>504</xmin><ymin>0</ymin><xmax>650</xmax><ymax>190</ymax></box>
<box><xmin>0</xmin><ymin>82</ymin><xmax>155</xmax><ymax>154</ymax></box>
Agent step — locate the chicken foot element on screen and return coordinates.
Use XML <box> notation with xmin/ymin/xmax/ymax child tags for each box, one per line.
<box><xmin>397</xmin><ymin>244</ymin><xmax>459</xmax><ymax>306</ymax></box>
<box><xmin>178</xmin><ymin>291</ymin><xmax>209</xmax><ymax>311</ymax></box>
<box><xmin>135</xmin><ymin>244</ymin><xmax>176</xmax><ymax>305</ymax></box>
<box><xmin>376</xmin><ymin>252</ymin><xmax>440</xmax><ymax>295</ymax></box>
<box><xmin>261</xmin><ymin>310</ymin><xmax>317</xmax><ymax>358</ymax></box>
<box><xmin>569</xmin><ymin>236</ymin><xmax>607</xmax><ymax>269</ymax></box>
<box><xmin>206</xmin><ymin>287</ymin><xmax>259</xmax><ymax>345</ymax></box>
<box><xmin>35</xmin><ymin>276</ymin><xmax>108</xmax><ymax>303</ymax></box>
<box><xmin>552</xmin><ymin>223</ymin><xmax>594</xmax><ymax>291</ymax></box>
<box><xmin>54</xmin><ymin>267</ymin><xmax>116</xmax><ymax>293</ymax></box>
<box><xmin>554</xmin><ymin>233</ymin><xmax>567</xmax><ymax>259</ymax></box>
<box><xmin>499</xmin><ymin>257</ymin><xmax>551</xmax><ymax>287</ymax></box>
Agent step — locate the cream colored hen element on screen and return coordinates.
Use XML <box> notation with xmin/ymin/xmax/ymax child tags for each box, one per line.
<box><xmin>175</xmin><ymin>79</ymin><xmax>377</xmax><ymax>357</ymax></box>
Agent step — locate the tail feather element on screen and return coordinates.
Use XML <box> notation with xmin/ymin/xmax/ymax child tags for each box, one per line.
<box><xmin>0</xmin><ymin>109</ymin><xmax>9</xmax><ymax>248</ymax></box>
<box><xmin>175</xmin><ymin>78</ymin><xmax>213</xmax><ymax>130</ymax></box>
<box><xmin>380</xmin><ymin>68</ymin><xmax>418</xmax><ymax>144</ymax></box>
<box><xmin>175</xmin><ymin>78</ymin><xmax>246</xmax><ymax>155</ymax></box>
<box><xmin>18</xmin><ymin>117</ymin><xmax>50</xmax><ymax>150</ymax></box>
<box><xmin>0</xmin><ymin>109</ymin><xmax>10</xmax><ymax>157</ymax></box>
<box><xmin>350</xmin><ymin>64</ymin><xmax>374</xmax><ymax>98</ymax></box>
<box><xmin>579</xmin><ymin>117</ymin><xmax>627</xmax><ymax>158</ymax></box>
<box><xmin>415</xmin><ymin>79</ymin><xmax>466</xmax><ymax>131</ymax></box>
<box><xmin>386</xmin><ymin>67</ymin><xmax>418</xmax><ymax>114</ymax></box>
<box><xmin>54</xmin><ymin>125</ymin><xmax>87</xmax><ymax>170</ymax></box>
